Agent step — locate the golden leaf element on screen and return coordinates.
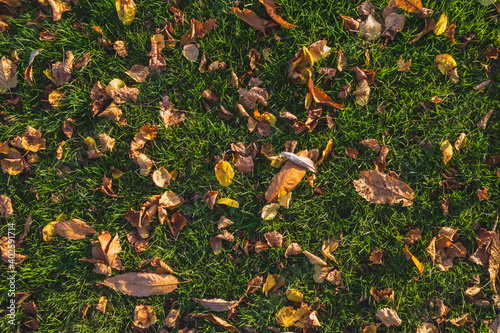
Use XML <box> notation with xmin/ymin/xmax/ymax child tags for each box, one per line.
<box><xmin>261</xmin><ymin>203</ymin><xmax>280</xmax><ymax>220</ymax></box>
<box><xmin>440</xmin><ymin>140</ymin><xmax>453</xmax><ymax>164</ymax></box>
<box><xmin>115</xmin><ymin>0</ymin><xmax>136</xmax><ymax>26</ymax></box>
<box><xmin>286</xmin><ymin>289</ymin><xmax>304</xmax><ymax>302</ymax></box>
<box><xmin>276</xmin><ymin>307</ymin><xmax>297</xmax><ymax>327</ymax></box>
<box><xmin>215</xmin><ymin>161</ymin><xmax>234</xmax><ymax>186</ymax></box>
<box><xmin>216</xmin><ymin>198</ymin><xmax>239</xmax><ymax>208</ymax></box>
<box><xmin>434</xmin><ymin>13</ymin><xmax>448</xmax><ymax>35</ymax></box>
<box><xmin>263</xmin><ymin>274</ymin><xmax>276</xmax><ymax>296</ymax></box>
<box><xmin>391</xmin><ymin>0</ymin><xmax>422</xmax><ymax>13</ymax></box>
<box><xmin>42</xmin><ymin>221</ymin><xmax>59</xmax><ymax>241</ymax></box>
<box><xmin>404</xmin><ymin>246</ymin><xmax>424</xmax><ymax>275</ymax></box>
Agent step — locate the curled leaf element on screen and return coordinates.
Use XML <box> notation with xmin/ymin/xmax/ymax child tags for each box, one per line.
<box><xmin>116</xmin><ymin>0</ymin><xmax>136</xmax><ymax>26</ymax></box>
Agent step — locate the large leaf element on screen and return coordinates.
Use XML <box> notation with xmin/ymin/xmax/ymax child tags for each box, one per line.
<box><xmin>115</xmin><ymin>0</ymin><xmax>136</xmax><ymax>26</ymax></box>
<box><xmin>101</xmin><ymin>272</ymin><xmax>178</xmax><ymax>296</ymax></box>
<box><xmin>53</xmin><ymin>219</ymin><xmax>96</xmax><ymax>240</ymax></box>
<box><xmin>193</xmin><ymin>298</ymin><xmax>239</xmax><ymax>312</ymax></box>
<box><xmin>265</xmin><ymin>150</ymin><xmax>315</xmax><ymax>203</ymax></box>
<box><xmin>353</xmin><ymin>170</ymin><xmax>415</xmax><ymax>206</ymax></box>
<box><xmin>0</xmin><ymin>56</ymin><xmax>17</xmax><ymax>93</ymax></box>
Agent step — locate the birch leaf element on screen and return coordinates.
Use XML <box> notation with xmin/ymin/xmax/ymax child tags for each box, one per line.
<box><xmin>215</xmin><ymin>161</ymin><xmax>234</xmax><ymax>186</ymax></box>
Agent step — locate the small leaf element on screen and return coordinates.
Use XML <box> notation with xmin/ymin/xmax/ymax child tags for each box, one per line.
<box><xmin>454</xmin><ymin>133</ymin><xmax>467</xmax><ymax>151</ymax></box>
<box><xmin>434</xmin><ymin>13</ymin><xmax>448</xmax><ymax>35</ymax></box>
<box><xmin>262</xmin><ymin>203</ymin><xmax>280</xmax><ymax>220</ymax></box>
<box><xmin>440</xmin><ymin>140</ymin><xmax>453</xmax><ymax>164</ymax></box>
<box><xmin>276</xmin><ymin>307</ymin><xmax>296</xmax><ymax>327</ymax></box>
<box><xmin>376</xmin><ymin>308</ymin><xmax>402</xmax><ymax>327</ymax></box>
<box><xmin>286</xmin><ymin>289</ymin><xmax>303</xmax><ymax>302</ymax></box>
<box><xmin>217</xmin><ymin>198</ymin><xmax>239</xmax><ymax>208</ymax></box>
<box><xmin>353</xmin><ymin>170</ymin><xmax>415</xmax><ymax>206</ymax></box>
<box><xmin>262</xmin><ymin>274</ymin><xmax>276</xmax><ymax>296</ymax></box>
<box><xmin>189</xmin><ymin>313</ymin><xmax>239</xmax><ymax>332</ymax></box>
<box><xmin>404</xmin><ymin>246</ymin><xmax>424</xmax><ymax>275</ymax></box>
<box><xmin>53</xmin><ymin>218</ymin><xmax>97</xmax><ymax>240</ymax></box>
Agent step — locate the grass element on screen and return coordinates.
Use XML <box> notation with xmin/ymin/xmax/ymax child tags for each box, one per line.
<box><xmin>0</xmin><ymin>0</ymin><xmax>500</xmax><ymax>332</ymax></box>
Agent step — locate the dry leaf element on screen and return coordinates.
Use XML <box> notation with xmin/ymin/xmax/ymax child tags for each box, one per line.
<box><xmin>0</xmin><ymin>236</ymin><xmax>27</xmax><ymax>264</ymax></box>
<box><xmin>152</xmin><ymin>167</ymin><xmax>172</xmax><ymax>188</ymax></box>
<box><xmin>360</xmin><ymin>139</ymin><xmax>381</xmax><ymax>153</ymax></box>
<box><xmin>410</xmin><ymin>17</ymin><xmax>435</xmax><ymax>44</ymax></box>
<box><xmin>416</xmin><ymin>323</ymin><xmax>438</xmax><ymax>333</ymax></box>
<box><xmin>115</xmin><ymin>0</ymin><xmax>136</xmax><ymax>25</ymax></box>
<box><xmin>205</xmin><ymin>191</ymin><xmax>219</xmax><ymax>209</ymax></box>
<box><xmin>101</xmin><ymin>272</ymin><xmax>178</xmax><ymax>296</ymax></box>
<box><xmin>193</xmin><ymin>298</ymin><xmax>239</xmax><ymax>312</ymax></box>
<box><xmin>81</xmin><ymin>232</ymin><xmax>125</xmax><ymax>275</ymax></box>
<box><xmin>232</xmin><ymin>7</ymin><xmax>268</xmax><ymax>34</ymax></box>
<box><xmin>218</xmin><ymin>216</ymin><xmax>234</xmax><ymax>229</ymax></box>
<box><xmin>303</xmin><ymin>250</ymin><xmax>328</xmax><ymax>266</ymax></box>
<box><xmin>440</xmin><ymin>140</ymin><xmax>453</xmax><ymax>164</ymax></box>
<box><xmin>210</xmin><ymin>230</ymin><xmax>234</xmax><ymax>254</ymax></box>
<box><xmin>436</xmin><ymin>298</ymin><xmax>449</xmax><ymax>317</ymax></box>
<box><xmin>449</xmin><ymin>313</ymin><xmax>469</xmax><ymax>327</ymax></box>
<box><xmin>264</xmin><ymin>231</ymin><xmax>283</xmax><ymax>247</ymax></box>
<box><xmin>307</xmin><ymin>78</ymin><xmax>344</xmax><ymax>110</ymax></box>
<box><xmin>353</xmin><ymin>170</ymin><xmax>415</xmax><ymax>206</ymax></box>
<box><xmin>132</xmin><ymin>304</ymin><xmax>157</xmax><ymax>331</ymax></box>
<box><xmin>370</xmin><ymin>287</ymin><xmax>394</xmax><ymax>301</ymax></box>
<box><xmin>285</xmin><ymin>242</ymin><xmax>301</xmax><ymax>258</ymax></box>
<box><xmin>164</xmin><ymin>308</ymin><xmax>181</xmax><ymax>328</ymax></box>
<box><xmin>476</xmin><ymin>187</ymin><xmax>490</xmax><ymax>201</ymax></box>
<box><xmin>126</xmin><ymin>65</ymin><xmax>149</xmax><ymax>83</ymax></box>
<box><xmin>396</xmin><ymin>57</ymin><xmax>411</xmax><ymax>72</ymax></box>
<box><xmin>434</xmin><ymin>13</ymin><xmax>448</xmax><ymax>35</ymax></box>
<box><xmin>353</xmin><ymin>79</ymin><xmax>371</xmax><ymax>106</ymax></box>
<box><xmin>190</xmin><ymin>313</ymin><xmax>238</xmax><ymax>332</ymax></box>
<box><xmin>127</xmin><ymin>229</ymin><xmax>148</xmax><ymax>253</ymax></box>
<box><xmin>359</xmin><ymin>15</ymin><xmax>382</xmax><ymax>40</ymax></box>
<box><xmin>478</xmin><ymin>109</ymin><xmax>493</xmax><ymax>130</ymax></box>
<box><xmin>62</xmin><ymin>118</ymin><xmax>75</xmax><ymax>138</ymax></box>
<box><xmin>276</xmin><ymin>307</ymin><xmax>296</xmax><ymax>327</ymax></box>
<box><xmin>430</xmin><ymin>96</ymin><xmax>443</xmax><ymax>103</ymax></box>
<box><xmin>259</xmin><ymin>0</ymin><xmax>297</xmax><ymax>29</ymax></box>
<box><xmin>24</xmin><ymin>49</ymin><xmax>42</xmax><ymax>87</ymax></box>
<box><xmin>346</xmin><ymin>147</ymin><xmax>359</xmax><ymax>159</ymax></box>
<box><xmin>48</xmin><ymin>0</ymin><xmax>71</xmax><ymax>21</ymax></box>
<box><xmin>149</xmin><ymin>37</ymin><xmax>166</xmax><ymax>73</ymax></box>
<box><xmin>265</xmin><ymin>150</ymin><xmax>318</xmax><ymax>202</ymax></box>
<box><xmin>96</xmin><ymin>296</ymin><xmax>107</xmax><ymax>314</ymax></box>
<box><xmin>391</xmin><ymin>0</ymin><xmax>422</xmax><ymax>13</ymax></box>
<box><xmin>358</xmin><ymin>1</ymin><xmax>375</xmax><ymax>17</ymax></box>
<box><xmin>183</xmin><ymin>44</ymin><xmax>199</xmax><ymax>62</ymax></box>
<box><xmin>370</xmin><ymin>248</ymin><xmax>383</xmax><ymax>265</ymax></box>
<box><xmin>403</xmin><ymin>228</ymin><xmax>422</xmax><ymax>245</ymax></box>
<box><xmin>180</xmin><ymin>18</ymin><xmax>217</xmax><ymax>46</ymax></box>
<box><xmin>74</xmin><ymin>52</ymin><xmax>91</xmax><ymax>69</ymax></box>
<box><xmin>0</xmin><ymin>195</ymin><xmax>13</xmax><ymax>218</ymax></box>
<box><xmin>321</xmin><ymin>238</ymin><xmax>338</xmax><ymax>262</ymax></box>
<box><xmin>435</xmin><ymin>54</ymin><xmax>458</xmax><ymax>83</ymax></box>
<box><xmin>285</xmin><ymin>289</ymin><xmax>303</xmax><ymax>302</ymax></box>
<box><xmin>485</xmin><ymin>47</ymin><xmax>499</xmax><ymax>60</ymax></box>
<box><xmin>376</xmin><ymin>308</ymin><xmax>402</xmax><ymax>327</ymax></box>
<box><xmin>262</xmin><ymin>273</ymin><xmax>276</xmax><ymax>296</ymax></box>
<box><xmin>215</xmin><ymin>161</ymin><xmax>234</xmax><ymax>186</ymax></box>
<box><xmin>454</xmin><ymin>133</ymin><xmax>466</xmax><ymax>150</ymax></box>
<box><xmin>113</xmin><ymin>40</ymin><xmax>127</xmax><ymax>57</ymax></box>
<box><xmin>404</xmin><ymin>246</ymin><xmax>424</xmax><ymax>275</ymax></box>
<box><xmin>53</xmin><ymin>218</ymin><xmax>96</xmax><ymax>240</ymax></box>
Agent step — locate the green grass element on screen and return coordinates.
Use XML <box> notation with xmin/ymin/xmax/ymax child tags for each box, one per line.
<box><xmin>1</xmin><ymin>0</ymin><xmax>500</xmax><ymax>332</ymax></box>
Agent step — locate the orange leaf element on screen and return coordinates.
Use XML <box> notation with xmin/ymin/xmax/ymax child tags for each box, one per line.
<box><xmin>259</xmin><ymin>0</ymin><xmax>297</xmax><ymax>29</ymax></box>
<box><xmin>307</xmin><ymin>78</ymin><xmax>344</xmax><ymax>110</ymax></box>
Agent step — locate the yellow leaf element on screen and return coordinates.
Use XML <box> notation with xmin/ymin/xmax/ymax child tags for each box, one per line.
<box><xmin>276</xmin><ymin>307</ymin><xmax>296</xmax><ymax>327</ymax></box>
<box><xmin>263</xmin><ymin>274</ymin><xmax>276</xmax><ymax>296</ymax></box>
<box><xmin>393</xmin><ymin>0</ymin><xmax>422</xmax><ymax>13</ymax></box>
<box><xmin>261</xmin><ymin>203</ymin><xmax>280</xmax><ymax>220</ymax></box>
<box><xmin>440</xmin><ymin>140</ymin><xmax>453</xmax><ymax>165</ymax></box>
<box><xmin>216</xmin><ymin>198</ymin><xmax>239</xmax><ymax>208</ymax></box>
<box><xmin>105</xmin><ymin>78</ymin><xmax>126</xmax><ymax>96</ymax></box>
<box><xmin>170</xmin><ymin>170</ymin><xmax>178</xmax><ymax>180</ymax></box>
<box><xmin>435</xmin><ymin>54</ymin><xmax>457</xmax><ymax>75</ymax></box>
<box><xmin>434</xmin><ymin>13</ymin><xmax>448</xmax><ymax>35</ymax></box>
<box><xmin>43</xmin><ymin>69</ymin><xmax>57</xmax><ymax>85</ymax></box>
<box><xmin>404</xmin><ymin>246</ymin><xmax>424</xmax><ymax>275</ymax></box>
<box><xmin>454</xmin><ymin>133</ymin><xmax>467</xmax><ymax>151</ymax></box>
<box><xmin>42</xmin><ymin>221</ymin><xmax>58</xmax><ymax>241</ymax></box>
<box><xmin>286</xmin><ymin>289</ymin><xmax>304</xmax><ymax>302</ymax></box>
<box><xmin>277</xmin><ymin>191</ymin><xmax>292</xmax><ymax>208</ymax></box>
<box><xmin>317</xmin><ymin>138</ymin><xmax>333</xmax><ymax>165</ymax></box>
<box><xmin>214</xmin><ymin>161</ymin><xmax>234</xmax><ymax>186</ymax></box>
<box><xmin>115</xmin><ymin>0</ymin><xmax>136</xmax><ymax>26</ymax></box>
<box><xmin>302</xmin><ymin>46</ymin><xmax>315</xmax><ymax>67</ymax></box>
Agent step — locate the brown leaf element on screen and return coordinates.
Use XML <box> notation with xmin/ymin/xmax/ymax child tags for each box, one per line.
<box><xmin>101</xmin><ymin>175</ymin><xmax>117</xmax><ymax>197</ymax></box>
<box><xmin>110</xmin><ymin>86</ymin><xmax>139</xmax><ymax>104</ymax></box>
<box><xmin>476</xmin><ymin>187</ymin><xmax>490</xmax><ymax>201</ymax></box>
<box><xmin>218</xmin><ymin>216</ymin><xmax>234</xmax><ymax>229</ymax></box>
<box><xmin>180</xmin><ymin>18</ymin><xmax>217</xmax><ymax>46</ymax></box>
<box><xmin>360</xmin><ymin>139</ymin><xmax>381</xmax><ymax>153</ymax></box>
<box><xmin>353</xmin><ymin>170</ymin><xmax>415</xmax><ymax>206</ymax></box>
<box><xmin>74</xmin><ymin>52</ymin><xmax>91</xmax><ymax>69</ymax></box>
<box><xmin>436</xmin><ymin>298</ymin><xmax>449</xmax><ymax>317</ymax></box>
<box><xmin>285</xmin><ymin>242</ymin><xmax>301</xmax><ymax>258</ymax></box>
<box><xmin>430</xmin><ymin>96</ymin><xmax>443</xmax><ymax>104</ymax></box>
<box><xmin>291</xmin><ymin>108</ymin><xmax>322</xmax><ymax>133</ymax></box>
<box><xmin>127</xmin><ymin>229</ymin><xmax>148</xmax><ymax>253</ymax></box>
<box><xmin>160</xmin><ymin>107</ymin><xmax>186</xmax><ymax>129</ymax></box>
<box><xmin>238</xmin><ymin>87</ymin><xmax>269</xmax><ymax>109</ymax></box>
<box><xmin>370</xmin><ymin>248</ymin><xmax>383</xmax><ymax>264</ymax></box>
<box><xmin>449</xmin><ymin>313</ymin><xmax>469</xmax><ymax>327</ymax></box>
<box><xmin>204</xmin><ymin>191</ymin><xmax>219</xmax><ymax>209</ymax></box>
<box><xmin>353</xmin><ymin>79</ymin><xmax>371</xmax><ymax>106</ymax></box>
<box><xmin>489</xmin><ymin>233</ymin><xmax>500</xmax><ymax>293</ymax></box>
<box><xmin>24</xmin><ymin>49</ymin><xmax>42</xmax><ymax>87</ymax></box>
<box><xmin>183</xmin><ymin>44</ymin><xmax>199</xmax><ymax>62</ymax></box>
<box><xmin>168</xmin><ymin>211</ymin><xmax>187</xmax><ymax>240</ymax></box>
<box><xmin>113</xmin><ymin>40</ymin><xmax>127</xmax><ymax>57</ymax></box>
<box><xmin>338</xmin><ymin>83</ymin><xmax>351</xmax><ymax>100</ymax></box>
<box><xmin>232</xmin><ymin>7</ymin><xmax>268</xmax><ymax>34</ymax></box>
<box><xmin>0</xmin><ymin>236</ymin><xmax>27</xmax><ymax>264</ymax></box>
<box><xmin>21</xmin><ymin>126</ymin><xmax>46</xmax><ymax>152</ymax></box>
<box><xmin>53</xmin><ymin>218</ymin><xmax>96</xmax><ymax>240</ymax></box>
<box><xmin>126</xmin><ymin>65</ymin><xmax>149</xmax><ymax>83</ymax></box>
<box><xmin>478</xmin><ymin>109</ymin><xmax>493</xmax><ymax>130</ymax></box>
<box><xmin>340</xmin><ymin>15</ymin><xmax>359</xmax><ymax>34</ymax></box>
<box><xmin>49</xmin><ymin>51</ymin><xmax>73</xmax><ymax>86</ymax></box>
<box><xmin>0</xmin><ymin>194</ymin><xmax>13</xmax><ymax>218</ymax></box>
<box><xmin>264</xmin><ymin>231</ymin><xmax>283</xmax><ymax>247</ymax></box>
<box><xmin>345</xmin><ymin>147</ymin><xmax>359</xmax><ymax>159</ymax></box>
<box><xmin>149</xmin><ymin>37</ymin><xmax>166</xmax><ymax>73</ymax></box>
<box><xmin>303</xmin><ymin>250</ymin><xmax>328</xmax><ymax>266</ymax></box>
<box><xmin>169</xmin><ymin>6</ymin><xmax>184</xmax><ymax>27</ymax></box>
<box><xmin>81</xmin><ymin>231</ymin><xmax>125</xmax><ymax>275</ymax></box>
<box><xmin>307</xmin><ymin>78</ymin><xmax>343</xmax><ymax>110</ymax></box>
<box><xmin>164</xmin><ymin>308</ymin><xmax>181</xmax><ymax>328</ymax></box>
<box><xmin>376</xmin><ymin>308</ymin><xmax>402</xmax><ymax>327</ymax></box>
<box><xmin>152</xmin><ymin>167</ymin><xmax>172</xmax><ymax>188</ymax></box>
<box><xmin>409</xmin><ymin>18</ymin><xmax>435</xmax><ymax>44</ymax></box>
<box><xmin>210</xmin><ymin>230</ymin><xmax>234</xmax><ymax>254</ymax></box>
<box><xmin>246</xmin><ymin>275</ymin><xmax>263</xmax><ymax>294</ymax></box>
<box><xmin>132</xmin><ymin>304</ymin><xmax>157</xmax><ymax>330</ymax></box>
<box><xmin>485</xmin><ymin>47</ymin><xmax>499</xmax><ymax>60</ymax></box>
<box><xmin>190</xmin><ymin>313</ymin><xmax>239</xmax><ymax>332</ymax></box>
<box><xmin>48</xmin><ymin>0</ymin><xmax>71</xmax><ymax>21</ymax></box>
<box><xmin>96</xmin><ymin>296</ymin><xmax>107</xmax><ymax>314</ymax></box>
<box><xmin>193</xmin><ymin>298</ymin><xmax>239</xmax><ymax>312</ymax></box>
<box><xmin>62</xmin><ymin>118</ymin><xmax>75</xmax><ymax>138</ymax></box>
<box><xmin>101</xmin><ymin>272</ymin><xmax>178</xmax><ymax>296</ymax></box>
<box><xmin>396</xmin><ymin>57</ymin><xmax>411</xmax><ymax>72</ymax></box>
<box><xmin>358</xmin><ymin>1</ymin><xmax>375</xmax><ymax>17</ymax></box>
<box><xmin>370</xmin><ymin>287</ymin><xmax>394</xmax><ymax>301</ymax></box>
<box><xmin>403</xmin><ymin>228</ymin><xmax>422</xmax><ymax>245</ymax></box>
<box><xmin>259</xmin><ymin>0</ymin><xmax>297</xmax><ymax>29</ymax></box>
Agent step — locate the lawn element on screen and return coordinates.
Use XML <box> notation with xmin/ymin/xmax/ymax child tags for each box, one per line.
<box><xmin>1</xmin><ymin>0</ymin><xmax>500</xmax><ymax>332</ymax></box>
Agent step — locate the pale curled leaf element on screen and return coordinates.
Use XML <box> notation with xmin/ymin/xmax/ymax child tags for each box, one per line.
<box><xmin>280</xmin><ymin>152</ymin><xmax>317</xmax><ymax>172</ymax></box>
<box><xmin>353</xmin><ymin>170</ymin><xmax>415</xmax><ymax>206</ymax></box>
<box><xmin>376</xmin><ymin>308</ymin><xmax>402</xmax><ymax>327</ymax></box>
<box><xmin>192</xmin><ymin>298</ymin><xmax>239</xmax><ymax>312</ymax></box>
<box><xmin>190</xmin><ymin>313</ymin><xmax>239</xmax><ymax>332</ymax></box>
<box><xmin>53</xmin><ymin>219</ymin><xmax>96</xmax><ymax>240</ymax></box>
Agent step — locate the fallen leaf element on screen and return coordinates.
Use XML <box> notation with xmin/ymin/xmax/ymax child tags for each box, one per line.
<box><xmin>42</xmin><ymin>220</ymin><xmax>59</xmax><ymax>242</ymax></box>
<box><xmin>152</xmin><ymin>167</ymin><xmax>172</xmax><ymax>188</ymax></box>
<box><xmin>149</xmin><ymin>36</ymin><xmax>166</xmax><ymax>73</ymax></box>
<box><xmin>340</xmin><ymin>15</ymin><xmax>359</xmax><ymax>35</ymax></box>
<box><xmin>436</xmin><ymin>298</ymin><xmax>449</xmax><ymax>317</ymax></box>
<box><xmin>307</xmin><ymin>78</ymin><xmax>344</xmax><ymax>110</ymax></box>
<box><xmin>183</xmin><ymin>44</ymin><xmax>199</xmax><ymax>62</ymax></box>
<box><xmin>403</xmin><ymin>228</ymin><xmax>422</xmax><ymax>245</ymax></box>
<box><xmin>321</xmin><ymin>238</ymin><xmax>338</xmax><ymax>262</ymax></box>
<box><xmin>454</xmin><ymin>133</ymin><xmax>466</xmax><ymax>150</ymax></box>
<box><xmin>358</xmin><ymin>1</ymin><xmax>375</xmax><ymax>17</ymax></box>
<box><xmin>215</xmin><ymin>161</ymin><xmax>234</xmax><ymax>186</ymax></box>
<box><xmin>346</xmin><ymin>147</ymin><xmax>359</xmax><ymax>159</ymax></box>
<box><xmin>353</xmin><ymin>170</ymin><xmax>415</xmax><ymax>206</ymax></box>
<box><xmin>262</xmin><ymin>273</ymin><xmax>276</xmax><ymax>296</ymax></box>
<box><xmin>125</xmin><ymin>65</ymin><xmax>149</xmax><ymax>83</ymax></box>
<box><xmin>164</xmin><ymin>308</ymin><xmax>181</xmax><ymax>328</ymax></box>
<box><xmin>0</xmin><ymin>236</ymin><xmax>27</xmax><ymax>264</ymax></box>
<box><xmin>169</xmin><ymin>6</ymin><xmax>184</xmax><ymax>27</ymax></box>
<box><xmin>127</xmin><ymin>229</ymin><xmax>148</xmax><ymax>252</ymax></box>
<box><xmin>53</xmin><ymin>218</ymin><xmax>96</xmax><ymax>240</ymax></box>
<box><xmin>409</xmin><ymin>17</ymin><xmax>436</xmax><ymax>44</ymax></box>
<box><xmin>74</xmin><ymin>52</ymin><xmax>91</xmax><ymax>69</ymax></box>
<box><xmin>433</xmin><ymin>13</ymin><xmax>448</xmax><ymax>35</ymax></box>
<box><xmin>193</xmin><ymin>298</ymin><xmax>239</xmax><ymax>312</ymax></box>
<box><xmin>24</xmin><ymin>49</ymin><xmax>42</xmax><ymax>87</ymax></box>
<box><xmin>210</xmin><ymin>230</ymin><xmax>234</xmax><ymax>254</ymax></box>
<box><xmin>376</xmin><ymin>308</ymin><xmax>402</xmax><ymax>327</ymax></box>
<box><xmin>276</xmin><ymin>307</ymin><xmax>296</xmax><ymax>327</ymax></box>
<box><xmin>449</xmin><ymin>313</ymin><xmax>469</xmax><ymax>327</ymax></box>
<box><xmin>261</xmin><ymin>203</ymin><xmax>280</xmax><ymax>220</ymax></box>
<box><xmin>180</xmin><ymin>18</ymin><xmax>217</xmax><ymax>46</ymax></box>
<box><xmin>62</xmin><ymin>118</ymin><xmax>75</xmax><ymax>138</ymax></box>
<box><xmin>404</xmin><ymin>246</ymin><xmax>424</xmax><ymax>275</ymax></box>
<box><xmin>232</xmin><ymin>7</ymin><xmax>268</xmax><ymax>34</ymax></box>
<box><xmin>160</xmin><ymin>107</ymin><xmax>186</xmax><ymax>129</ymax></box>
<box><xmin>217</xmin><ymin>216</ymin><xmax>234</xmax><ymax>229</ymax></box>
<box><xmin>115</xmin><ymin>0</ymin><xmax>136</xmax><ymax>25</ymax></box>
<box><xmin>113</xmin><ymin>40</ymin><xmax>127</xmax><ymax>57</ymax></box>
<box><xmin>101</xmin><ymin>272</ymin><xmax>178</xmax><ymax>296</ymax></box>
<box><xmin>440</xmin><ymin>140</ymin><xmax>453</xmax><ymax>164</ymax></box>
<box><xmin>96</xmin><ymin>296</ymin><xmax>107</xmax><ymax>314</ymax></box>
<box><xmin>246</xmin><ymin>275</ymin><xmax>264</xmax><ymax>294</ymax></box>
<box><xmin>303</xmin><ymin>250</ymin><xmax>328</xmax><ymax>266</ymax></box>
<box><xmin>353</xmin><ymin>79</ymin><xmax>371</xmax><ymax>106</ymax></box>
<box><xmin>285</xmin><ymin>242</ymin><xmax>301</xmax><ymax>258</ymax></box>
<box><xmin>478</xmin><ymin>109</ymin><xmax>493</xmax><ymax>130</ymax></box>
<box><xmin>435</xmin><ymin>54</ymin><xmax>458</xmax><ymax>83</ymax></box>
<box><xmin>416</xmin><ymin>322</ymin><xmax>438</xmax><ymax>333</ymax></box>
<box><xmin>370</xmin><ymin>287</ymin><xmax>394</xmax><ymax>301</ymax></box>
<box><xmin>396</xmin><ymin>57</ymin><xmax>411</xmax><ymax>72</ymax></box>
<box><xmin>259</xmin><ymin>0</ymin><xmax>297</xmax><ymax>29</ymax></box>
<box><xmin>132</xmin><ymin>304</ymin><xmax>157</xmax><ymax>331</ymax></box>
<box><xmin>265</xmin><ymin>150</ymin><xmax>318</xmax><ymax>202</ymax></box>
<box><xmin>48</xmin><ymin>0</ymin><xmax>71</xmax><ymax>21</ymax></box>
<box><xmin>264</xmin><ymin>231</ymin><xmax>283</xmax><ymax>247</ymax></box>
<box><xmin>360</xmin><ymin>139</ymin><xmax>381</xmax><ymax>153</ymax></box>
<box><xmin>370</xmin><ymin>248</ymin><xmax>383</xmax><ymax>264</ymax></box>
<box><xmin>0</xmin><ymin>195</ymin><xmax>13</xmax><ymax>218</ymax></box>
<box><xmin>476</xmin><ymin>187</ymin><xmax>490</xmax><ymax>201</ymax></box>
<box><xmin>430</xmin><ymin>96</ymin><xmax>443</xmax><ymax>103</ymax></box>
<box><xmin>485</xmin><ymin>47</ymin><xmax>499</xmax><ymax>60</ymax></box>
<box><xmin>359</xmin><ymin>15</ymin><xmax>382</xmax><ymax>40</ymax></box>
<box><xmin>190</xmin><ymin>313</ymin><xmax>239</xmax><ymax>332</ymax></box>
<box><xmin>391</xmin><ymin>0</ymin><xmax>422</xmax><ymax>13</ymax></box>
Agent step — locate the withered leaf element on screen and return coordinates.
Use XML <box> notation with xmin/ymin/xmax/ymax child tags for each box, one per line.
<box><xmin>345</xmin><ymin>147</ymin><xmax>359</xmax><ymax>159</ymax></box>
<box><xmin>149</xmin><ymin>37</ymin><xmax>166</xmax><ymax>73</ymax></box>
<box><xmin>285</xmin><ymin>242</ymin><xmax>301</xmax><ymax>258</ymax></box>
<box><xmin>190</xmin><ymin>313</ymin><xmax>238</xmax><ymax>332</ymax></box>
<box><xmin>360</xmin><ymin>139</ymin><xmax>381</xmax><ymax>153</ymax></box>
<box><xmin>358</xmin><ymin>1</ymin><xmax>375</xmax><ymax>17</ymax></box>
<box><xmin>403</xmin><ymin>228</ymin><xmax>422</xmax><ymax>245</ymax></box>
<box><xmin>21</xmin><ymin>126</ymin><xmax>46</xmax><ymax>152</ymax></box>
<box><xmin>353</xmin><ymin>79</ymin><xmax>371</xmax><ymax>106</ymax></box>
<box><xmin>376</xmin><ymin>308</ymin><xmax>402</xmax><ymax>327</ymax></box>
<box><xmin>231</xmin><ymin>7</ymin><xmax>269</xmax><ymax>34</ymax></box>
<box><xmin>1</xmin><ymin>236</ymin><xmax>26</xmax><ymax>264</ymax></box>
<box><xmin>81</xmin><ymin>231</ymin><xmax>125</xmax><ymax>275</ymax></box>
<box><xmin>164</xmin><ymin>308</ymin><xmax>181</xmax><ymax>328</ymax></box>
<box><xmin>449</xmin><ymin>313</ymin><xmax>469</xmax><ymax>327</ymax></box>
<box><xmin>353</xmin><ymin>170</ymin><xmax>415</xmax><ymax>206</ymax></box>
<box><xmin>183</xmin><ymin>44</ymin><xmax>199</xmax><ymax>62</ymax></box>
<box><xmin>0</xmin><ymin>56</ymin><xmax>17</xmax><ymax>93</ymax></box>
<box><xmin>126</xmin><ymin>64</ymin><xmax>149</xmax><ymax>83</ymax></box>
<box><xmin>48</xmin><ymin>0</ymin><xmax>71</xmax><ymax>21</ymax></box>
<box><xmin>131</xmin><ymin>304</ymin><xmax>157</xmax><ymax>331</ymax></box>
<box><xmin>193</xmin><ymin>298</ymin><xmax>239</xmax><ymax>312</ymax></box>
<box><xmin>246</xmin><ymin>275</ymin><xmax>263</xmax><ymax>294</ymax></box>
<box><xmin>303</xmin><ymin>250</ymin><xmax>327</xmax><ymax>266</ymax></box>
<box><xmin>259</xmin><ymin>0</ymin><xmax>297</xmax><ymax>29</ymax></box>
<box><xmin>101</xmin><ymin>272</ymin><xmax>178</xmax><ymax>296</ymax></box>
<box><xmin>96</xmin><ymin>296</ymin><xmax>107</xmax><ymax>314</ymax></box>
<box><xmin>0</xmin><ymin>195</ymin><xmax>13</xmax><ymax>218</ymax></box>
<box><xmin>370</xmin><ymin>287</ymin><xmax>394</xmax><ymax>301</ymax></box>
<box><xmin>127</xmin><ymin>229</ymin><xmax>148</xmax><ymax>253</ymax></box>
<box><xmin>264</xmin><ymin>231</ymin><xmax>283</xmax><ymax>247</ymax></box>
<box><xmin>359</xmin><ymin>15</ymin><xmax>382</xmax><ymax>40</ymax></box>
<box><xmin>478</xmin><ymin>109</ymin><xmax>493</xmax><ymax>130</ymax></box>
<box><xmin>370</xmin><ymin>248</ymin><xmax>383</xmax><ymax>264</ymax></box>
<box><xmin>307</xmin><ymin>78</ymin><xmax>343</xmax><ymax>110</ymax></box>
<box><xmin>218</xmin><ymin>216</ymin><xmax>234</xmax><ymax>229</ymax></box>
<box><xmin>62</xmin><ymin>118</ymin><xmax>75</xmax><ymax>138</ymax></box>
<box><xmin>53</xmin><ymin>218</ymin><xmax>96</xmax><ymax>240</ymax></box>
<box><xmin>74</xmin><ymin>52</ymin><xmax>91</xmax><ymax>69</ymax></box>
<box><xmin>210</xmin><ymin>230</ymin><xmax>234</xmax><ymax>255</ymax></box>
<box><xmin>24</xmin><ymin>49</ymin><xmax>42</xmax><ymax>87</ymax></box>
<box><xmin>152</xmin><ymin>167</ymin><xmax>172</xmax><ymax>188</ymax></box>
<box><xmin>409</xmin><ymin>18</ymin><xmax>435</xmax><ymax>44</ymax></box>
<box><xmin>204</xmin><ymin>191</ymin><xmax>219</xmax><ymax>209</ymax></box>
<box><xmin>160</xmin><ymin>107</ymin><xmax>186</xmax><ymax>129</ymax></box>
<box><xmin>101</xmin><ymin>175</ymin><xmax>117</xmax><ymax>197</ymax></box>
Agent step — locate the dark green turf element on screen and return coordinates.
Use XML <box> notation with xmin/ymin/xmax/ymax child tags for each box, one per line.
<box><xmin>1</xmin><ymin>0</ymin><xmax>500</xmax><ymax>332</ymax></box>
